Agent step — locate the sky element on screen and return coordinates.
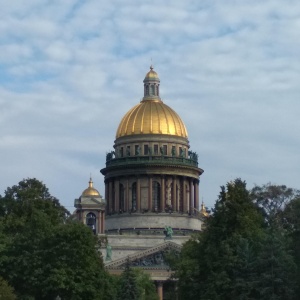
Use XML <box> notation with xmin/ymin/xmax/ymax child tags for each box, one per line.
<box><xmin>0</xmin><ymin>0</ymin><xmax>299</xmax><ymax>212</ymax></box>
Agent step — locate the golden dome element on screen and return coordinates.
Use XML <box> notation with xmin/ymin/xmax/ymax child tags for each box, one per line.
<box><xmin>81</xmin><ymin>177</ymin><xmax>100</xmax><ymax>197</ymax></box>
<box><xmin>116</xmin><ymin>66</ymin><xmax>188</xmax><ymax>139</ymax></box>
<box><xmin>144</xmin><ymin>65</ymin><xmax>159</xmax><ymax>80</ymax></box>
<box><xmin>116</xmin><ymin>100</ymin><xmax>188</xmax><ymax>138</ymax></box>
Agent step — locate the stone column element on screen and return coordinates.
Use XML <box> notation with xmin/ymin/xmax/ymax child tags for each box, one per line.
<box><xmin>183</xmin><ymin>177</ymin><xmax>187</xmax><ymax>213</ymax></box>
<box><xmin>148</xmin><ymin>176</ymin><xmax>152</xmax><ymax>211</ymax></box>
<box><xmin>115</xmin><ymin>179</ymin><xmax>120</xmax><ymax>212</ymax></box>
<box><xmin>161</xmin><ymin>176</ymin><xmax>165</xmax><ymax>211</ymax></box>
<box><xmin>195</xmin><ymin>180</ymin><xmax>199</xmax><ymax>211</ymax></box>
<box><xmin>108</xmin><ymin>181</ymin><xmax>113</xmax><ymax>213</ymax></box>
<box><xmin>157</xmin><ymin>281</ymin><xmax>163</xmax><ymax>300</ymax></box>
<box><xmin>105</xmin><ymin>182</ymin><xmax>109</xmax><ymax>214</ymax></box>
<box><xmin>137</xmin><ymin>178</ymin><xmax>141</xmax><ymax>212</ymax></box>
<box><xmin>176</xmin><ymin>179</ymin><xmax>179</xmax><ymax>211</ymax></box>
<box><xmin>101</xmin><ymin>211</ymin><xmax>105</xmax><ymax>232</ymax></box>
<box><xmin>125</xmin><ymin>178</ymin><xmax>129</xmax><ymax>212</ymax></box>
<box><xmin>97</xmin><ymin>210</ymin><xmax>101</xmax><ymax>234</ymax></box>
<box><xmin>172</xmin><ymin>176</ymin><xmax>176</xmax><ymax>211</ymax></box>
<box><xmin>189</xmin><ymin>179</ymin><xmax>193</xmax><ymax>214</ymax></box>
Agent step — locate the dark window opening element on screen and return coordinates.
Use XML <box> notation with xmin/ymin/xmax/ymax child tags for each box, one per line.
<box><xmin>86</xmin><ymin>212</ymin><xmax>96</xmax><ymax>234</ymax></box>
<box><xmin>144</xmin><ymin>144</ymin><xmax>149</xmax><ymax>155</ymax></box>
<box><xmin>163</xmin><ymin>145</ymin><xmax>167</xmax><ymax>156</ymax></box>
<box><xmin>151</xmin><ymin>85</ymin><xmax>155</xmax><ymax>95</ymax></box>
<box><xmin>171</xmin><ymin>146</ymin><xmax>176</xmax><ymax>156</ymax></box>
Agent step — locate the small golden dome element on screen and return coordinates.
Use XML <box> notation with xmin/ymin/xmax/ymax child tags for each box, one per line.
<box><xmin>82</xmin><ymin>177</ymin><xmax>100</xmax><ymax>197</ymax></box>
<box><xmin>200</xmin><ymin>201</ymin><xmax>209</xmax><ymax>217</ymax></box>
<box><xmin>116</xmin><ymin>100</ymin><xmax>188</xmax><ymax>138</ymax></box>
<box><xmin>144</xmin><ymin>65</ymin><xmax>159</xmax><ymax>80</ymax></box>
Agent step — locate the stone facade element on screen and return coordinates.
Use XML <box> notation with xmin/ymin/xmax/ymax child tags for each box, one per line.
<box><xmin>76</xmin><ymin>67</ymin><xmax>207</xmax><ymax>299</ymax></box>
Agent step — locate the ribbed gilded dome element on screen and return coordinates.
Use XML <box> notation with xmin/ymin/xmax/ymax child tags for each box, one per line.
<box><xmin>116</xmin><ymin>100</ymin><xmax>188</xmax><ymax>138</ymax></box>
<box><xmin>116</xmin><ymin>66</ymin><xmax>188</xmax><ymax>139</ymax></box>
<box><xmin>82</xmin><ymin>178</ymin><xmax>100</xmax><ymax>197</ymax></box>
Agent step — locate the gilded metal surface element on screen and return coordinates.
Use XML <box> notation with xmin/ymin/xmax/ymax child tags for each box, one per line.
<box><xmin>144</xmin><ymin>69</ymin><xmax>159</xmax><ymax>80</ymax></box>
<box><xmin>81</xmin><ymin>177</ymin><xmax>100</xmax><ymax>197</ymax></box>
<box><xmin>116</xmin><ymin>100</ymin><xmax>188</xmax><ymax>138</ymax></box>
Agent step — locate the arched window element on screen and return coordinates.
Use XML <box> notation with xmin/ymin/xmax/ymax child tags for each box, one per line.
<box><xmin>86</xmin><ymin>212</ymin><xmax>96</xmax><ymax>234</ymax></box>
<box><xmin>150</xmin><ymin>85</ymin><xmax>155</xmax><ymax>95</ymax></box>
<box><xmin>132</xmin><ymin>182</ymin><xmax>137</xmax><ymax>211</ymax></box>
<box><xmin>152</xmin><ymin>181</ymin><xmax>161</xmax><ymax>211</ymax></box>
<box><xmin>146</xmin><ymin>85</ymin><xmax>149</xmax><ymax>96</ymax></box>
<box><xmin>156</xmin><ymin>85</ymin><xmax>159</xmax><ymax>96</ymax></box>
<box><xmin>119</xmin><ymin>184</ymin><xmax>125</xmax><ymax>212</ymax></box>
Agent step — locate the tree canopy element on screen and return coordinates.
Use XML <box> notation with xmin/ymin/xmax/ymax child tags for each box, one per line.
<box><xmin>172</xmin><ymin>179</ymin><xmax>299</xmax><ymax>300</ymax></box>
<box><xmin>0</xmin><ymin>178</ymin><xmax>109</xmax><ymax>299</ymax></box>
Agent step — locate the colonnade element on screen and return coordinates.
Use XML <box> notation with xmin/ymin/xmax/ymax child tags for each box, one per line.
<box><xmin>105</xmin><ymin>175</ymin><xmax>199</xmax><ymax>215</ymax></box>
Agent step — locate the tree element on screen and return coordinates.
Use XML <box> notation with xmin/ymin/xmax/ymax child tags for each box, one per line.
<box><xmin>117</xmin><ymin>259</ymin><xmax>141</xmax><ymax>300</ymax></box>
<box><xmin>173</xmin><ymin>179</ymin><xmax>265</xmax><ymax>299</ymax></box>
<box><xmin>0</xmin><ymin>276</ymin><xmax>16</xmax><ymax>300</ymax></box>
<box><xmin>250</xmin><ymin>183</ymin><xmax>300</xmax><ymax>228</ymax></box>
<box><xmin>0</xmin><ymin>178</ymin><xmax>111</xmax><ymax>299</ymax></box>
<box><xmin>256</xmin><ymin>228</ymin><xmax>296</xmax><ymax>300</ymax></box>
<box><xmin>173</xmin><ymin>180</ymin><xmax>299</xmax><ymax>299</ymax></box>
<box><xmin>134</xmin><ymin>269</ymin><xmax>159</xmax><ymax>300</ymax></box>
<box><xmin>283</xmin><ymin>195</ymin><xmax>300</xmax><ymax>298</ymax></box>
<box><xmin>251</xmin><ymin>184</ymin><xmax>299</xmax><ymax>299</ymax></box>
<box><xmin>115</xmin><ymin>262</ymin><xmax>158</xmax><ymax>300</ymax></box>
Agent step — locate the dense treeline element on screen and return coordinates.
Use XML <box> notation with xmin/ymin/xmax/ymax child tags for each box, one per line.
<box><xmin>0</xmin><ymin>178</ymin><xmax>157</xmax><ymax>300</ymax></box>
<box><xmin>171</xmin><ymin>179</ymin><xmax>300</xmax><ymax>300</ymax></box>
<box><xmin>2</xmin><ymin>178</ymin><xmax>299</xmax><ymax>299</ymax></box>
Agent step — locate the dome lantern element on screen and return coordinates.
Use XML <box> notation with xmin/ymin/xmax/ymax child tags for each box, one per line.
<box><xmin>143</xmin><ymin>65</ymin><xmax>160</xmax><ymax>101</ymax></box>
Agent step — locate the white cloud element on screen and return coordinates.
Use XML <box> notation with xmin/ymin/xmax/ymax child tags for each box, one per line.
<box><xmin>0</xmin><ymin>0</ymin><xmax>299</xmax><ymax>210</ymax></box>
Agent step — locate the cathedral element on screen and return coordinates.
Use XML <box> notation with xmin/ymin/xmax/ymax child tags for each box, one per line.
<box><xmin>74</xmin><ymin>66</ymin><xmax>208</xmax><ymax>299</ymax></box>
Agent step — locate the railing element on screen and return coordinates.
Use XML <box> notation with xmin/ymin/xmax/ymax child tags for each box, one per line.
<box><xmin>105</xmin><ymin>155</ymin><xmax>198</xmax><ymax>167</ymax></box>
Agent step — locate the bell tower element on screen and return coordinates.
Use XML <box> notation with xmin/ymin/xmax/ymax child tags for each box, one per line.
<box><xmin>74</xmin><ymin>177</ymin><xmax>106</xmax><ymax>234</ymax></box>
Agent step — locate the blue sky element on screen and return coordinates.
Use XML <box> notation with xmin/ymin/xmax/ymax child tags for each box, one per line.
<box><xmin>0</xmin><ymin>0</ymin><xmax>299</xmax><ymax>211</ymax></box>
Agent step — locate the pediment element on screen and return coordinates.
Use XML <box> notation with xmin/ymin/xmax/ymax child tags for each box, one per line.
<box><xmin>80</xmin><ymin>197</ymin><xmax>105</xmax><ymax>206</ymax></box>
<box><xmin>105</xmin><ymin>241</ymin><xmax>181</xmax><ymax>270</ymax></box>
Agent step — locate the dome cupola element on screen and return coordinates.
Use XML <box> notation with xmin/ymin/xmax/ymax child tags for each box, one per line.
<box><xmin>81</xmin><ymin>177</ymin><xmax>100</xmax><ymax>197</ymax></box>
<box><xmin>116</xmin><ymin>66</ymin><xmax>188</xmax><ymax>139</ymax></box>
<box><xmin>143</xmin><ymin>65</ymin><xmax>160</xmax><ymax>101</ymax></box>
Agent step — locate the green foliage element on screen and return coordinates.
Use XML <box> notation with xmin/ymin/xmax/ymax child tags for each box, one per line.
<box><xmin>171</xmin><ymin>179</ymin><xmax>300</xmax><ymax>299</ymax></box>
<box><xmin>134</xmin><ymin>269</ymin><xmax>159</xmax><ymax>300</ymax></box>
<box><xmin>115</xmin><ymin>262</ymin><xmax>158</xmax><ymax>300</ymax></box>
<box><xmin>283</xmin><ymin>196</ymin><xmax>300</xmax><ymax>298</ymax></box>
<box><xmin>0</xmin><ymin>178</ymin><xmax>111</xmax><ymax>300</ymax></box>
<box><xmin>174</xmin><ymin>179</ymin><xmax>286</xmax><ymax>300</ymax></box>
<box><xmin>117</xmin><ymin>260</ymin><xmax>141</xmax><ymax>300</ymax></box>
<box><xmin>250</xmin><ymin>183</ymin><xmax>300</xmax><ymax>227</ymax></box>
<box><xmin>0</xmin><ymin>276</ymin><xmax>16</xmax><ymax>300</ymax></box>
<box><xmin>251</xmin><ymin>184</ymin><xmax>300</xmax><ymax>299</ymax></box>
<box><xmin>257</xmin><ymin>229</ymin><xmax>296</xmax><ymax>300</ymax></box>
